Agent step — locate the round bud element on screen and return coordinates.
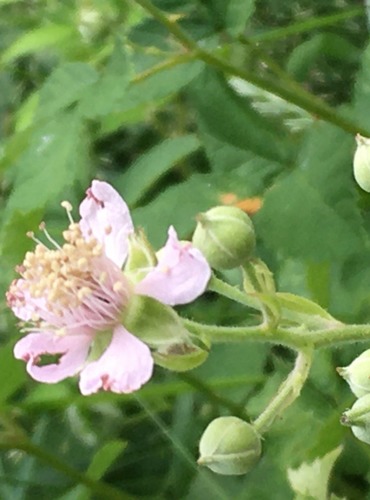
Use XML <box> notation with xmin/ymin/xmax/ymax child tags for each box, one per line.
<box><xmin>192</xmin><ymin>206</ymin><xmax>256</xmax><ymax>270</ymax></box>
<box><xmin>198</xmin><ymin>416</ymin><xmax>261</xmax><ymax>475</ymax></box>
<box><xmin>341</xmin><ymin>393</ymin><xmax>370</xmax><ymax>445</ymax></box>
<box><xmin>353</xmin><ymin>134</ymin><xmax>370</xmax><ymax>192</ymax></box>
<box><xmin>337</xmin><ymin>349</ymin><xmax>370</xmax><ymax>397</ymax></box>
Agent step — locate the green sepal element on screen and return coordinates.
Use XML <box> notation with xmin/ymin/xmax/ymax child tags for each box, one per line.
<box><xmin>124</xmin><ymin>229</ymin><xmax>157</xmax><ymax>283</ymax></box>
<box><xmin>123</xmin><ymin>294</ymin><xmax>188</xmax><ymax>347</ymax></box>
<box><xmin>341</xmin><ymin>393</ymin><xmax>370</xmax><ymax>445</ymax></box>
<box><xmin>153</xmin><ymin>341</ymin><xmax>208</xmax><ymax>372</ymax></box>
<box><xmin>276</xmin><ymin>292</ymin><xmax>340</xmax><ymax>330</ymax></box>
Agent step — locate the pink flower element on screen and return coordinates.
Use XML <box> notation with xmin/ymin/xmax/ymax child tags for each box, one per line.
<box><xmin>7</xmin><ymin>180</ymin><xmax>211</xmax><ymax>395</ymax></box>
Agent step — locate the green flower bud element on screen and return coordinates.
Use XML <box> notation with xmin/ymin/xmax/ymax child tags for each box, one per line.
<box><xmin>192</xmin><ymin>206</ymin><xmax>256</xmax><ymax>270</ymax></box>
<box><xmin>124</xmin><ymin>230</ymin><xmax>157</xmax><ymax>283</ymax></box>
<box><xmin>337</xmin><ymin>349</ymin><xmax>370</xmax><ymax>397</ymax></box>
<box><xmin>353</xmin><ymin>134</ymin><xmax>370</xmax><ymax>192</ymax></box>
<box><xmin>198</xmin><ymin>416</ymin><xmax>262</xmax><ymax>475</ymax></box>
<box><xmin>341</xmin><ymin>393</ymin><xmax>370</xmax><ymax>445</ymax></box>
<box><xmin>153</xmin><ymin>341</ymin><xmax>208</xmax><ymax>371</ymax></box>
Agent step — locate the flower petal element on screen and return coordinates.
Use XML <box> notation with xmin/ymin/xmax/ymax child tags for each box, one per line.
<box><xmin>6</xmin><ymin>279</ymin><xmax>47</xmax><ymax>322</ymax></box>
<box><xmin>79</xmin><ymin>325</ymin><xmax>153</xmax><ymax>395</ymax></box>
<box><xmin>79</xmin><ymin>180</ymin><xmax>134</xmax><ymax>267</ymax></box>
<box><xmin>136</xmin><ymin>226</ymin><xmax>211</xmax><ymax>305</ymax></box>
<box><xmin>14</xmin><ymin>332</ymin><xmax>91</xmax><ymax>384</ymax></box>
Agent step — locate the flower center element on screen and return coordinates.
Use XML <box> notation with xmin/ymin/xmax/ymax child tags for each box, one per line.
<box><xmin>8</xmin><ymin>204</ymin><xmax>131</xmax><ymax>332</ymax></box>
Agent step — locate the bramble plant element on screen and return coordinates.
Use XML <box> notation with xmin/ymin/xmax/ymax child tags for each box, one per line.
<box><xmin>3</xmin><ymin>0</ymin><xmax>370</xmax><ymax>498</ymax></box>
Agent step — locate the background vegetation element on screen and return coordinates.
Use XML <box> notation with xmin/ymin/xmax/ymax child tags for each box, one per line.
<box><xmin>0</xmin><ymin>0</ymin><xmax>370</xmax><ymax>498</ymax></box>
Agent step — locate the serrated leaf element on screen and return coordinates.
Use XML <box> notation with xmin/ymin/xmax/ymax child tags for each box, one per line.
<box><xmin>189</xmin><ymin>67</ymin><xmax>290</xmax><ymax>163</ymax></box>
<box><xmin>36</xmin><ymin>63</ymin><xmax>99</xmax><ymax>121</ymax></box>
<box><xmin>122</xmin><ymin>59</ymin><xmax>203</xmax><ymax>112</ymax></box>
<box><xmin>256</xmin><ymin>125</ymin><xmax>365</xmax><ymax>261</ymax></box>
<box><xmin>287</xmin><ymin>446</ymin><xmax>343</xmax><ymax>500</ymax></box>
<box><xmin>117</xmin><ymin>134</ymin><xmax>201</xmax><ymax>206</ymax></box>
<box><xmin>79</xmin><ymin>41</ymin><xmax>132</xmax><ymax>119</ymax></box>
<box><xmin>7</xmin><ymin>111</ymin><xmax>86</xmax><ymax>212</ymax></box>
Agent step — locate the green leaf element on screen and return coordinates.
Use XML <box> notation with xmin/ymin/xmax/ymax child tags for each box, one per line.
<box><xmin>276</xmin><ymin>292</ymin><xmax>339</xmax><ymax>329</ymax></box>
<box><xmin>87</xmin><ymin>440</ymin><xmax>127</xmax><ymax>480</ymax></box>
<box><xmin>0</xmin><ymin>340</ymin><xmax>26</xmax><ymax>405</ymax></box>
<box><xmin>0</xmin><ymin>24</ymin><xmax>76</xmax><ymax>65</ymax></box>
<box><xmin>7</xmin><ymin>111</ymin><xmax>87</xmax><ymax>212</ymax></box>
<box><xmin>100</xmin><ymin>60</ymin><xmax>204</xmax><ymax>132</ymax></box>
<box><xmin>189</xmin><ymin>67</ymin><xmax>290</xmax><ymax>163</ymax></box>
<box><xmin>79</xmin><ymin>41</ymin><xmax>132</xmax><ymax>119</ymax></box>
<box><xmin>287</xmin><ymin>34</ymin><xmax>359</xmax><ymax>80</ymax></box>
<box><xmin>226</xmin><ymin>0</ymin><xmax>255</xmax><ymax>37</ymax></box>
<box><xmin>116</xmin><ymin>134</ymin><xmax>201</xmax><ymax>206</ymax></box>
<box><xmin>287</xmin><ymin>446</ymin><xmax>343</xmax><ymax>500</ymax></box>
<box><xmin>36</xmin><ymin>63</ymin><xmax>99</xmax><ymax>121</ymax></box>
<box><xmin>256</xmin><ymin>124</ymin><xmax>365</xmax><ymax>261</ymax></box>
<box><xmin>1</xmin><ymin>110</ymin><xmax>89</xmax><ymax>265</ymax></box>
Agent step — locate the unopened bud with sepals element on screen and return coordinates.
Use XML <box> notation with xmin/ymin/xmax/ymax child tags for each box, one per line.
<box><xmin>192</xmin><ymin>206</ymin><xmax>255</xmax><ymax>270</ymax></box>
<box><xmin>337</xmin><ymin>349</ymin><xmax>370</xmax><ymax>398</ymax></box>
<box><xmin>198</xmin><ymin>416</ymin><xmax>261</xmax><ymax>475</ymax></box>
<box><xmin>353</xmin><ymin>134</ymin><xmax>370</xmax><ymax>192</ymax></box>
<box><xmin>341</xmin><ymin>394</ymin><xmax>370</xmax><ymax>445</ymax></box>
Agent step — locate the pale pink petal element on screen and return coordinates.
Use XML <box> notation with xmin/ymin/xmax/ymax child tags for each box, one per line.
<box><xmin>14</xmin><ymin>332</ymin><xmax>91</xmax><ymax>383</ymax></box>
<box><xmin>79</xmin><ymin>180</ymin><xmax>134</xmax><ymax>268</ymax></box>
<box><xmin>6</xmin><ymin>279</ymin><xmax>47</xmax><ymax>322</ymax></box>
<box><xmin>135</xmin><ymin>226</ymin><xmax>211</xmax><ymax>306</ymax></box>
<box><xmin>79</xmin><ymin>325</ymin><xmax>153</xmax><ymax>395</ymax></box>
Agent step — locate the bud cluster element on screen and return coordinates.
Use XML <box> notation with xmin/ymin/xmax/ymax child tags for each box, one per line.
<box><xmin>338</xmin><ymin>349</ymin><xmax>370</xmax><ymax>444</ymax></box>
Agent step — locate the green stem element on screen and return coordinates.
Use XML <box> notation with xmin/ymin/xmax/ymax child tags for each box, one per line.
<box><xmin>248</xmin><ymin>7</ymin><xmax>363</xmax><ymax>43</ymax></box>
<box><xmin>0</xmin><ymin>440</ymin><xmax>132</xmax><ymax>500</ymax></box>
<box><xmin>132</xmin><ymin>0</ymin><xmax>370</xmax><ymax>137</ymax></box>
<box><xmin>184</xmin><ymin>319</ymin><xmax>370</xmax><ymax>351</ymax></box>
<box><xmin>253</xmin><ymin>348</ymin><xmax>313</xmax><ymax>434</ymax></box>
<box><xmin>307</xmin><ymin>324</ymin><xmax>370</xmax><ymax>348</ymax></box>
<box><xmin>208</xmin><ymin>275</ymin><xmax>260</xmax><ymax>310</ymax></box>
<box><xmin>184</xmin><ymin>319</ymin><xmax>309</xmax><ymax>350</ymax></box>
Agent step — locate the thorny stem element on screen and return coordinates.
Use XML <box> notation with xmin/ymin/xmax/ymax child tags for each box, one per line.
<box><xmin>132</xmin><ymin>0</ymin><xmax>370</xmax><ymax>137</ymax></box>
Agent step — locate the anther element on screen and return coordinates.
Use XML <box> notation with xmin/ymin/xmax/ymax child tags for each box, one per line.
<box><xmin>61</xmin><ymin>201</ymin><xmax>74</xmax><ymax>225</ymax></box>
<box><xmin>113</xmin><ymin>281</ymin><xmax>124</xmax><ymax>292</ymax></box>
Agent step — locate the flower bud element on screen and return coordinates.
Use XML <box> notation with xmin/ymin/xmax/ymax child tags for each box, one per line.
<box><xmin>353</xmin><ymin>134</ymin><xmax>370</xmax><ymax>192</ymax></box>
<box><xmin>124</xmin><ymin>230</ymin><xmax>157</xmax><ymax>283</ymax></box>
<box><xmin>337</xmin><ymin>349</ymin><xmax>370</xmax><ymax>397</ymax></box>
<box><xmin>153</xmin><ymin>341</ymin><xmax>208</xmax><ymax>371</ymax></box>
<box><xmin>341</xmin><ymin>393</ymin><xmax>370</xmax><ymax>445</ymax></box>
<box><xmin>192</xmin><ymin>206</ymin><xmax>256</xmax><ymax>270</ymax></box>
<box><xmin>198</xmin><ymin>416</ymin><xmax>261</xmax><ymax>475</ymax></box>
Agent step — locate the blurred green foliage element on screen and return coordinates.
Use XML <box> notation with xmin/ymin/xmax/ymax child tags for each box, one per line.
<box><xmin>0</xmin><ymin>0</ymin><xmax>370</xmax><ymax>498</ymax></box>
